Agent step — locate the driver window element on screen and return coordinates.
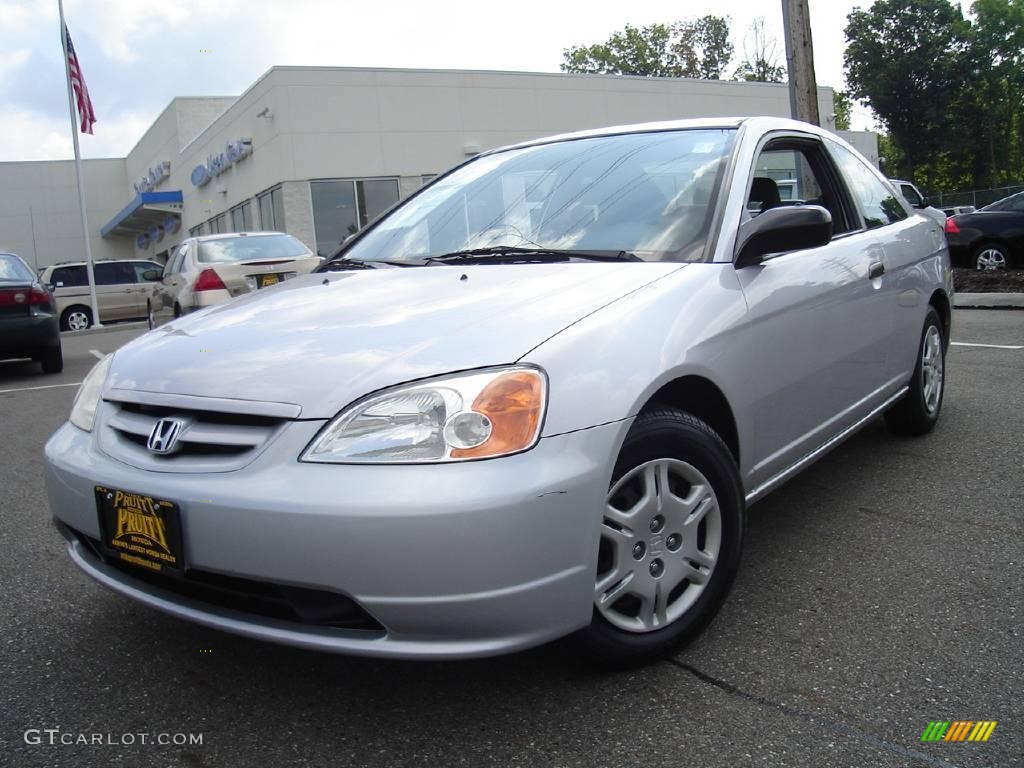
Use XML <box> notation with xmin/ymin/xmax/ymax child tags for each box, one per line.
<box><xmin>747</xmin><ymin>141</ymin><xmax>851</xmax><ymax>236</ymax></box>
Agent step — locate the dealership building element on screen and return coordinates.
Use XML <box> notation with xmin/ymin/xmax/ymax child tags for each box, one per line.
<box><xmin>0</xmin><ymin>66</ymin><xmax>877</xmax><ymax>269</ymax></box>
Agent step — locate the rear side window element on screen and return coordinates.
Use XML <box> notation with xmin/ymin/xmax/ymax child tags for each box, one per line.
<box><xmin>94</xmin><ymin>262</ymin><xmax>137</xmax><ymax>285</ymax></box>
<box><xmin>133</xmin><ymin>262</ymin><xmax>159</xmax><ymax>281</ymax></box>
<box><xmin>827</xmin><ymin>140</ymin><xmax>908</xmax><ymax>228</ymax></box>
<box><xmin>50</xmin><ymin>265</ymin><xmax>88</xmax><ymax>287</ymax></box>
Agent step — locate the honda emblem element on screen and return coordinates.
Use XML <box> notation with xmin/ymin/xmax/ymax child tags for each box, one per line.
<box><xmin>147</xmin><ymin>418</ymin><xmax>184</xmax><ymax>454</ymax></box>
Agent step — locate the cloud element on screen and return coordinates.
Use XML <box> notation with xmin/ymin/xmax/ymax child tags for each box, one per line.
<box><xmin>0</xmin><ymin>2</ymin><xmax>36</xmax><ymax>33</ymax></box>
<box><xmin>0</xmin><ymin>107</ymin><xmax>153</xmax><ymax>161</ymax></box>
<box><xmin>0</xmin><ymin>48</ymin><xmax>30</xmax><ymax>81</ymax></box>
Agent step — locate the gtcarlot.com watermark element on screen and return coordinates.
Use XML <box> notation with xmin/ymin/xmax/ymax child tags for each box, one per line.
<box><xmin>24</xmin><ymin>727</ymin><xmax>203</xmax><ymax>747</ymax></box>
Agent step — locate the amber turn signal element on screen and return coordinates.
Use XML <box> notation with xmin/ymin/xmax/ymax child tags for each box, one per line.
<box><xmin>450</xmin><ymin>370</ymin><xmax>545</xmax><ymax>458</ymax></box>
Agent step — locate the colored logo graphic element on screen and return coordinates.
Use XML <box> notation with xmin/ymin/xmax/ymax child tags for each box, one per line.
<box><xmin>920</xmin><ymin>720</ymin><xmax>997</xmax><ymax>742</ymax></box>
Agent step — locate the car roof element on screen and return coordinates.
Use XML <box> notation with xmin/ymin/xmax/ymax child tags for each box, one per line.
<box><xmin>481</xmin><ymin>116</ymin><xmax>837</xmax><ymax>156</ymax></box>
<box><xmin>190</xmin><ymin>231</ymin><xmax>290</xmax><ymax>242</ymax></box>
<box><xmin>42</xmin><ymin>258</ymin><xmax>159</xmax><ymax>269</ymax></box>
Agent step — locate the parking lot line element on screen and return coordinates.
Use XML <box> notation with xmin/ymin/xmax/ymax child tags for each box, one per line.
<box><xmin>0</xmin><ymin>382</ymin><xmax>82</xmax><ymax>395</ymax></box>
<box><xmin>951</xmin><ymin>341</ymin><xmax>1023</xmax><ymax>350</ymax></box>
<box><xmin>89</xmin><ymin>349</ymin><xmax>105</xmax><ymax>360</ymax></box>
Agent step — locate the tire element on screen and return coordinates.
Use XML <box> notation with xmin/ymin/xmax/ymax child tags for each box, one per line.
<box><xmin>40</xmin><ymin>345</ymin><xmax>63</xmax><ymax>374</ymax></box>
<box><xmin>884</xmin><ymin>306</ymin><xmax>945</xmax><ymax>436</ymax></box>
<box><xmin>574</xmin><ymin>408</ymin><xmax>744</xmax><ymax>666</ymax></box>
<box><xmin>974</xmin><ymin>243</ymin><xmax>1011</xmax><ymax>270</ymax></box>
<box><xmin>60</xmin><ymin>305</ymin><xmax>92</xmax><ymax>332</ymax></box>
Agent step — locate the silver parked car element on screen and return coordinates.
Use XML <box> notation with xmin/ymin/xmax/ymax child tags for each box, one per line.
<box><xmin>45</xmin><ymin>118</ymin><xmax>952</xmax><ymax>665</ymax></box>
<box><xmin>147</xmin><ymin>231</ymin><xmax>321</xmax><ymax>328</ymax></box>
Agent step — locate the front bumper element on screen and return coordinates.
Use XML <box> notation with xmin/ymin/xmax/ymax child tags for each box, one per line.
<box><xmin>44</xmin><ymin>417</ymin><xmax>625</xmax><ymax>658</ymax></box>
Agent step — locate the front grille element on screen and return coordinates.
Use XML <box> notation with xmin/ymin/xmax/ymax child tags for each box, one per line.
<box><xmin>60</xmin><ymin>523</ymin><xmax>384</xmax><ymax>633</ymax></box>
<box><xmin>99</xmin><ymin>398</ymin><xmax>286</xmax><ymax>472</ymax></box>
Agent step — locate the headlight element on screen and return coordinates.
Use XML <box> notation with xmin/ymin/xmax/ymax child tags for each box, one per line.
<box><xmin>301</xmin><ymin>366</ymin><xmax>547</xmax><ymax>464</ymax></box>
<box><xmin>69</xmin><ymin>354</ymin><xmax>112</xmax><ymax>432</ymax></box>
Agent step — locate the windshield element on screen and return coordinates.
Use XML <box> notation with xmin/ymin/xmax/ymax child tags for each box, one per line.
<box><xmin>198</xmin><ymin>234</ymin><xmax>311</xmax><ymax>263</ymax></box>
<box><xmin>339</xmin><ymin>129</ymin><xmax>736</xmax><ymax>264</ymax></box>
<box><xmin>0</xmin><ymin>253</ymin><xmax>34</xmax><ymax>282</ymax></box>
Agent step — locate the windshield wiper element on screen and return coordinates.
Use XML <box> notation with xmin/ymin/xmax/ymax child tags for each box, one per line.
<box><xmin>317</xmin><ymin>258</ymin><xmax>411</xmax><ymax>272</ymax></box>
<box><xmin>424</xmin><ymin>246</ymin><xmax>641</xmax><ymax>265</ymax></box>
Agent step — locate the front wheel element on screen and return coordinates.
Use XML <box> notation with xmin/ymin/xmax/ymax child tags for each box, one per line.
<box><xmin>884</xmin><ymin>306</ymin><xmax>945</xmax><ymax>436</ymax></box>
<box><xmin>574</xmin><ymin>408</ymin><xmax>744</xmax><ymax>666</ymax></box>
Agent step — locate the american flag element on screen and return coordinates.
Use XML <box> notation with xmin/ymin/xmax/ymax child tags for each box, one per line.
<box><xmin>64</xmin><ymin>25</ymin><xmax>96</xmax><ymax>134</ymax></box>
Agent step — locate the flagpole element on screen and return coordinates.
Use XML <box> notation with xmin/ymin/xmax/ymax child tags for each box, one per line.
<box><xmin>58</xmin><ymin>0</ymin><xmax>102</xmax><ymax>328</ymax></box>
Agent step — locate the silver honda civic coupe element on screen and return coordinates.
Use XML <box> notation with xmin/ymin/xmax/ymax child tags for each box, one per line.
<box><xmin>44</xmin><ymin>117</ymin><xmax>951</xmax><ymax>665</ymax></box>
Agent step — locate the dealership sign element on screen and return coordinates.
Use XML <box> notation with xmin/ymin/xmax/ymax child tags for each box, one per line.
<box><xmin>190</xmin><ymin>139</ymin><xmax>253</xmax><ymax>187</ymax></box>
<box><xmin>133</xmin><ymin>161</ymin><xmax>171</xmax><ymax>195</ymax></box>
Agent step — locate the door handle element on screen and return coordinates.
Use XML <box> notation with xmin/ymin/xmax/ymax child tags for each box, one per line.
<box><xmin>868</xmin><ymin>261</ymin><xmax>885</xmax><ymax>279</ymax></box>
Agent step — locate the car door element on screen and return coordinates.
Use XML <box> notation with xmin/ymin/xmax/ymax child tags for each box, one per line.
<box><xmin>733</xmin><ymin>134</ymin><xmax>897</xmax><ymax>490</ymax></box>
<box><xmin>93</xmin><ymin>262</ymin><xmax>138</xmax><ymax>322</ymax></box>
<box><xmin>153</xmin><ymin>243</ymin><xmax>189</xmax><ymax>323</ymax></box>
<box><xmin>132</xmin><ymin>261</ymin><xmax>162</xmax><ymax>317</ymax></box>
<box><xmin>825</xmin><ymin>138</ymin><xmax>939</xmax><ymax>385</ymax></box>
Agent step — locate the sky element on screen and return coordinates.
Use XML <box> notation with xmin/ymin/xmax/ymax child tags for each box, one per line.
<box><xmin>0</xmin><ymin>0</ymin><xmax>967</xmax><ymax>162</ymax></box>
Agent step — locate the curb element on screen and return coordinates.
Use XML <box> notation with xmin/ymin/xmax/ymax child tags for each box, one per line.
<box><xmin>61</xmin><ymin>321</ymin><xmax>149</xmax><ymax>337</ymax></box>
<box><xmin>954</xmin><ymin>292</ymin><xmax>1024</xmax><ymax>309</ymax></box>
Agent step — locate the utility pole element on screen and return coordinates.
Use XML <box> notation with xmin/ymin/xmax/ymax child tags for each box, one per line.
<box><xmin>781</xmin><ymin>0</ymin><xmax>821</xmax><ymax>126</ymax></box>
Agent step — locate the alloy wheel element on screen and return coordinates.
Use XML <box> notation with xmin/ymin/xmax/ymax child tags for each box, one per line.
<box><xmin>67</xmin><ymin>310</ymin><xmax>91</xmax><ymax>331</ymax></box>
<box><xmin>596</xmin><ymin>458</ymin><xmax>722</xmax><ymax>633</ymax></box>
<box><xmin>921</xmin><ymin>324</ymin><xmax>944</xmax><ymax>414</ymax></box>
<box><xmin>975</xmin><ymin>248</ymin><xmax>1006</xmax><ymax>270</ymax></box>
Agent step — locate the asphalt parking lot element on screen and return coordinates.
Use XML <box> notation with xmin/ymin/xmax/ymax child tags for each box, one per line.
<box><xmin>1</xmin><ymin>311</ymin><xmax>1020</xmax><ymax>768</ymax></box>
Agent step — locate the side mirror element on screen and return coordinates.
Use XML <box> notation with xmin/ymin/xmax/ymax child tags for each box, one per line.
<box><xmin>142</xmin><ymin>269</ymin><xmax>161</xmax><ymax>281</ymax></box>
<box><xmin>735</xmin><ymin>206</ymin><xmax>833</xmax><ymax>268</ymax></box>
<box><xmin>918</xmin><ymin>197</ymin><xmax>930</xmax><ymax>209</ymax></box>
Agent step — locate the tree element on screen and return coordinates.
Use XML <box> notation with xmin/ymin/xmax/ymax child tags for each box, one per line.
<box><xmin>733</xmin><ymin>18</ymin><xmax>786</xmax><ymax>83</ymax></box>
<box><xmin>971</xmin><ymin>0</ymin><xmax>1024</xmax><ymax>185</ymax></box>
<box><xmin>687</xmin><ymin>16</ymin><xmax>734</xmax><ymax>80</ymax></box>
<box><xmin>844</xmin><ymin>0</ymin><xmax>974</xmax><ymax>187</ymax></box>
<box><xmin>561</xmin><ymin>16</ymin><xmax>733</xmax><ymax>79</ymax></box>
<box><xmin>877</xmin><ymin>132</ymin><xmax>905</xmax><ymax>177</ymax></box>
<box><xmin>833</xmin><ymin>89</ymin><xmax>852</xmax><ymax>130</ymax></box>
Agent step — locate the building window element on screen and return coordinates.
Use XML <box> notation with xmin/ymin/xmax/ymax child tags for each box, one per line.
<box><xmin>257</xmin><ymin>186</ymin><xmax>285</xmax><ymax>231</ymax></box>
<box><xmin>421</xmin><ymin>174</ymin><xmax>438</xmax><ymax>186</ymax></box>
<box><xmin>189</xmin><ymin>224</ymin><xmax>204</xmax><ymax>237</ymax></box>
<box><xmin>206</xmin><ymin>213</ymin><xmax>227</xmax><ymax>235</ymax></box>
<box><xmin>230</xmin><ymin>200</ymin><xmax>254</xmax><ymax>232</ymax></box>
<box><xmin>310</xmin><ymin>178</ymin><xmax>400</xmax><ymax>258</ymax></box>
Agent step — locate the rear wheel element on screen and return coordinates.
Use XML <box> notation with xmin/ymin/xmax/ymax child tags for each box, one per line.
<box><xmin>40</xmin><ymin>345</ymin><xmax>63</xmax><ymax>374</ymax></box>
<box><xmin>974</xmin><ymin>243</ymin><xmax>1010</xmax><ymax>270</ymax></box>
<box><xmin>575</xmin><ymin>408</ymin><xmax>744</xmax><ymax>666</ymax></box>
<box><xmin>60</xmin><ymin>306</ymin><xmax>92</xmax><ymax>332</ymax></box>
<box><xmin>884</xmin><ymin>306</ymin><xmax>945</xmax><ymax>436</ymax></box>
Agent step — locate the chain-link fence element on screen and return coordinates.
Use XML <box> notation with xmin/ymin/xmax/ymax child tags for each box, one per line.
<box><xmin>929</xmin><ymin>184</ymin><xmax>1024</xmax><ymax>209</ymax></box>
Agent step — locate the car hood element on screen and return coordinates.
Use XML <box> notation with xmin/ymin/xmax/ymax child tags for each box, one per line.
<box><xmin>107</xmin><ymin>262</ymin><xmax>683</xmax><ymax>418</ymax></box>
